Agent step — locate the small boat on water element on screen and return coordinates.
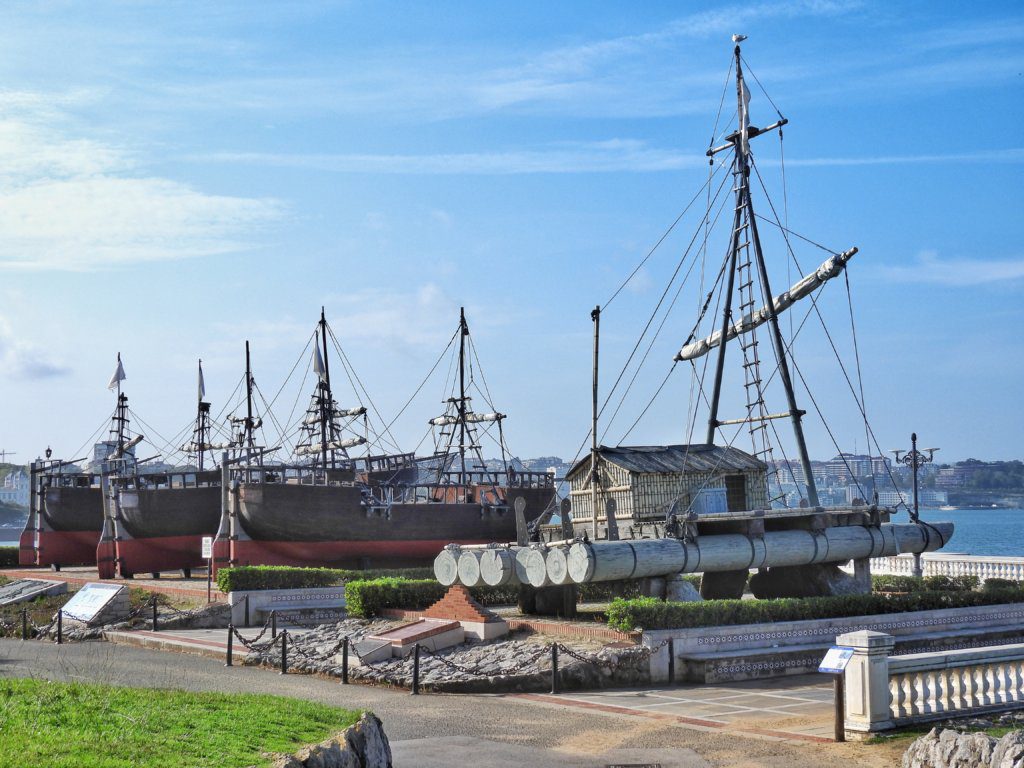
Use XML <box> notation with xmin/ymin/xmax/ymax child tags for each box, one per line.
<box><xmin>218</xmin><ymin>309</ymin><xmax>555</xmax><ymax>570</ymax></box>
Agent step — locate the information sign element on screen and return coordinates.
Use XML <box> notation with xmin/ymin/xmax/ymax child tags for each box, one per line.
<box><xmin>201</xmin><ymin>536</ymin><xmax>214</xmax><ymax>559</ymax></box>
<box><xmin>818</xmin><ymin>646</ymin><xmax>854</xmax><ymax>674</ymax></box>
<box><xmin>61</xmin><ymin>583</ymin><xmax>125</xmax><ymax>623</ymax></box>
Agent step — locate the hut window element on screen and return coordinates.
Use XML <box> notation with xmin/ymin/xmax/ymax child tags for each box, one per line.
<box><xmin>724</xmin><ymin>474</ymin><xmax>747</xmax><ymax>512</ymax></box>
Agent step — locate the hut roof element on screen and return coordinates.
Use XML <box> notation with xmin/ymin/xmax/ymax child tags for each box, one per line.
<box><xmin>567</xmin><ymin>444</ymin><xmax>766</xmax><ymax>479</ymax></box>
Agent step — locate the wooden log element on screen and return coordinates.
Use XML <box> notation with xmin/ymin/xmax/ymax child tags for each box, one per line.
<box><xmin>545</xmin><ymin>546</ymin><xmax>574</xmax><ymax>586</ymax></box>
<box><xmin>523</xmin><ymin>547</ymin><xmax>553</xmax><ymax>588</ymax></box>
<box><xmin>480</xmin><ymin>547</ymin><xmax>521</xmax><ymax>586</ymax></box>
<box><xmin>514</xmin><ymin>547</ymin><xmax>534</xmax><ymax>585</ymax></box>
<box><xmin>457</xmin><ymin>550</ymin><xmax>483</xmax><ymax>587</ymax></box>
<box><xmin>434</xmin><ymin>545</ymin><xmax>461</xmax><ymax>586</ymax></box>
<box><xmin>566</xmin><ymin>522</ymin><xmax>954</xmax><ymax>583</ymax></box>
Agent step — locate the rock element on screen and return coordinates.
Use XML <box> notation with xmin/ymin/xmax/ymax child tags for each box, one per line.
<box><xmin>902</xmin><ymin>727</ymin><xmax>996</xmax><ymax>768</ymax></box>
<box><xmin>992</xmin><ymin>731</ymin><xmax>1024</xmax><ymax>768</ymax></box>
<box><xmin>749</xmin><ymin>563</ymin><xmax>868</xmax><ymax>598</ymax></box>
<box><xmin>665</xmin><ymin>576</ymin><xmax>702</xmax><ymax>603</ymax></box>
<box><xmin>351</xmin><ymin>712</ymin><xmax>392</xmax><ymax>768</ymax></box>
<box><xmin>699</xmin><ymin>570</ymin><xmax>747</xmax><ymax>600</ymax></box>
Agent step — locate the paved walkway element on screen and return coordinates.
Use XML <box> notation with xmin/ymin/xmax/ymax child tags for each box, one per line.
<box><xmin>2</xmin><ymin>565</ymin><xmax>222</xmax><ymax>601</ymax></box>
<box><xmin>0</xmin><ymin>639</ymin><xmax>900</xmax><ymax>767</ymax></box>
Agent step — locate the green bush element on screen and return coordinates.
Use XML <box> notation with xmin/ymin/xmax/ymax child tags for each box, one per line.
<box><xmin>923</xmin><ymin>574</ymin><xmax>979</xmax><ymax>592</ymax></box>
<box><xmin>983</xmin><ymin>578</ymin><xmax>1021</xmax><ymax>592</ymax></box>
<box><xmin>345</xmin><ymin>578</ymin><xmax>445</xmax><ymax>617</ymax></box>
<box><xmin>216</xmin><ymin>565</ymin><xmax>433</xmax><ymax>593</ymax></box>
<box><xmin>0</xmin><ymin>546</ymin><xmax>17</xmax><ymax>567</ymax></box>
<box><xmin>872</xmin><ymin>574</ymin><xmax>922</xmax><ymax>593</ymax></box>
<box><xmin>605</xmin><ymin>587</ymin><xmax>1024</xmax><ymax>632</ymax></box>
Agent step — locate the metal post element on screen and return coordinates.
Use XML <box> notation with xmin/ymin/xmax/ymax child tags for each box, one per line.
<box><xmin>550</xmin><ymin>643</ymin><xmax>560</xmax><ymax>694</ymax></box>
<box><xmin>834</xmin><ymin>674</ymin><xmax>846</xmax><ymax>742</ymax></box>
<box><xmin>225</xmin><ymin>625</ymin><xmax>234</xmax><ymax>666</ymax></box>
<box><xmin>342</xmin><ymin>637</ymin><xmax>349</xmax><ymax>684</ymax></box>
<box><xmin>152</xmin><ymin>597</ymin><xmax>158</xmax><ymax>632</ymax></box>
<box><xmin>56</xmin><ymin>610</ymin><xmax>63</xmax><ymax>645</ymax></box>
<box><xmin>590</xmin><ymin>305</ymin><xmax>601</xmax><ymax>539</ymax></box>
<box><xmin>280</xmin><ymin>629</ymin><xmax>288</xmax><ymax>675</ymax></box>
<box><xmin>271</xmin><ymin>610</ymin><xmax>277</xmax><ymax>639</ymax></box>
<box><xmin>206</xmin><ymin>558</ymin><xmax>212</xmax><ymax>604</ymax></box>
<box><xmin>911</xmin><ymin>432</ymin><xmax>922</xmax><ymax>579</ymax></box>
<box><xmin>667</xmin><ymin>638</ymin><xmax>675</xmax><ymax>685</ymax></box>
<box><xmin>411</xmin><ymin>643</ymin><xmax>421</xmax><ymax>695</ymax></box>
<box><xmin>244</xmin><ymin>594</ymin><xmax>250</xmax><ymax>628</ymax></box>
<box><xmin>21</xmin><ymin>609</ymin><xmax>28</xmax><ymax>641</ymax></box>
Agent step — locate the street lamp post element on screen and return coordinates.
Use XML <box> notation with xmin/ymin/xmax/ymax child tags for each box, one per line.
<box><xmin>892</xmin><ymin>433</ymin><xmax>939</xmax><ymax>578</ymax></box>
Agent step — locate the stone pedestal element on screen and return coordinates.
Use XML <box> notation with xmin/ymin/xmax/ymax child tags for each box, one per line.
<box><xmin>837</xmin><ymin>630</ymin><xmax>895</xmax><ymax>739</ymax></box>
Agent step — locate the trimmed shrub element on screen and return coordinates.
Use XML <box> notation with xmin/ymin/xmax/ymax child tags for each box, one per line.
<box><xmin>923</xmin><ymin>574</ymin><xmax>979</xmax><ymax>592</ymax></box>
<box><xmin>216</xmin><ymin>565</ymin><xmax>433</xmax><ymax>593</ymax></box>
<box><xmin>605</xmin><ymin>587</ymin><xmax>1024</xmax><ymax>632</ymax></box>
<box><xmin>345</xmin><ymin>578</ymin><xmax>445</xmax><ymax>617</ymax></box>
<box><xmin>0</xmin><ymin>546</ymin><xmax>17</xmax><ymax>567</ymax></box>
<box><xmin>983</xmin><ymin>578</ymin><xmax>1021</xmax><ymax>592</ymax></box>
<box><xmin>872</xmin><ymin>574</ymin><xmax>922</xmax><ymax>593</ymax></box>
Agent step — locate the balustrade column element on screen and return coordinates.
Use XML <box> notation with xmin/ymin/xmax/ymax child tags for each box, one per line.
<box><xmin>837</xmin><ymin>630</ymin><xmax>896</xmax><ymax>739</ymax></box>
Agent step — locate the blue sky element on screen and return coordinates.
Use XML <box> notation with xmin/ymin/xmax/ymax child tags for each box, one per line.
<box><xmin>0</xmin><ymin>0</ymin><xmax>1021</xmax><ymax>467</ymax></box>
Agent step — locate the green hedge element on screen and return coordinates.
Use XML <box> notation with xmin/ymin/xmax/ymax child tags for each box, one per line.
<box><xmin>606</xmin><ymin>587</ymin><xmax>1024</xmax><ymax>632</ymax></box>
<box><xmin>345</xmin><ymin>578</ymin><xmax>445</xmax><ymax>617</ymax></box>
<box><xmin>870</xmin><ymin>574</ymin><xmax>981</xmax><ymax>594</ymax></box>
<box><xmin>0</xmin><ymin>546</ymin><xmax>17</xmax><ymax>567</ymax></box>
<box><xmin>872</xmin><ymin>574</ymin><xmax>923</xmax><ymax>593</ymax></box>
<box><xmin>216</xmin><ymin>565</ymin><xmax>433</xmax><ymax>593</ymax></box>
<box><xmin>983</xmin><ymin>578</ymin><xmax>1021</xmax><ymax>592</ymax></box>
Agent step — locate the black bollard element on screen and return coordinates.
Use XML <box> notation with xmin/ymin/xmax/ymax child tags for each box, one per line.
<box><xmin>550</xmin><ymin>643</ymin><xmax>559</xmax><ymax>694</ymax></box>
<box><xmin>342</xmin><ymin>637</ymin><xmax>349</xmax><ymax>685</ymax></box>
<box><xmin>271</xmin><ymin>610</ymin><xmax>277</xmax><ymax>640</ymax></box>
<box><xmin>56</xmin><ymin>610</ymin><xmax>63</xmax><ymax>645</ymax></box>
<box><xmin>21</xmin><ymin>609</ymin><xmax>28</xmax><ymax>641</ymax></box>
<box><xmin>152</xmin><ymin>597</ymin><xmax>159</xmax><ymax>632</ymax></box>
<box><xmin>280</xmin><ymin>629</ymin><xmax>288</xmax><ymax>675</ymax></box>
<box><xmin>244</xmin><ymin>595</ymin><xmax>250</xmax><ymax>628</ymax></box>
<box><xmin>411</xmin><ymin>643</ymin><xmax>420</xmax><ymax>695</ymax></box>
<box><xmin>225</xmin><ymin>624</ymin><xmax>234</xmax><ymax>667</ymax></box>
<box><xmin>667</xmin><ymin>638</ymin><xmax>675</xmax><ymax>685</ymax></box>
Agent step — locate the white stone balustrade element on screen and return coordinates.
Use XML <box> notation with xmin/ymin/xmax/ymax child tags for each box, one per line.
<box><xmin>839</xmin><ymin>630</ymin><xmax>1024</xmax><ymax>739</ymax></box>
<box><xmin>863</xmin><ymin>553</ymin><xmax>1024</xmax><ymax>582</ymax></box>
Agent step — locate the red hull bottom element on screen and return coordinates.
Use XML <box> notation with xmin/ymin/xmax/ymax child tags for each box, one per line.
<box><xmin>18</xmin><ymin>529</ymin><xmax>36</xmax><ymax>566</ymax></box>
<box><xmin>35</xmin><ymin>530</ymin><xmax>100</xmax><ymax>568</ymax></box>
<box><xmin>114</xmin><ymin>535</ymin><xmax>209</xmax><ymax>578</ymax></box>
<box><xmin>229</xmin><ymin>538</ymin><xmax>490</xmax><ymax>570</ymax></box>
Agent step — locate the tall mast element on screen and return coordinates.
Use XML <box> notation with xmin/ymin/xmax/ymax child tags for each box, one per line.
<box><xmin>319</xmin><ymin>308</ymin><xmax>333</xmax><ymax>473</ymax></box>
<box><xmin>590</xmin><ymin>305</ymin><xmax>601</xmax><ymax>538</ymax></box>
<box><xmin>197</xmin><ymin>359</ymin><xmax>208</xmax><ymax>472</ymax></box>
<box><xmin>458</xmin><ymin>307</ymin><xmax>468</xmax><ymax>486</ymax></box>
<box><xmin>708</xmin><ymin>41</ymin><xmax>818</xmax><ymax>505</ymax></box>
<box><xmin>244</xmin><ymin>340</ymin><xmax>255</xmax><ymax>452</ymax></box>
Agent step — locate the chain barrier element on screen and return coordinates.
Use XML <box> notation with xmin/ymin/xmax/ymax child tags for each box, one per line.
<box><xmin>285</xmin><ymin>634</ymin><xmax>349</xmax><ymax>663</ymax></box>
<box><xmin>228</xmin><ymin>615</ymin><xmax>277</xmax><ymax>653</ymax></box>
<box><xmin>555</xmin><ymin>637</ymin><xmax>672</xmax><ymax>669</ymax></box>
<box><xmin>416</xmin><ymin>642</ymin><xmax>551</xmax><ymax>677</ymax></box>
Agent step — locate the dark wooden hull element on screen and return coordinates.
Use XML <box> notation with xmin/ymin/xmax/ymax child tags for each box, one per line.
<box><xmin>119</xmin><ymin>487</ymin><xmax>221</xmax><ymax>539</ymax></box>
<box><xmin>236</xmin><ymin>483</ymin><xmax>554</xmax><ymax>566</ymax></box>
<box><xmin>43</xmin><ymin>486</ymin><xmax>103</xmax><ymax>532</ymax></box>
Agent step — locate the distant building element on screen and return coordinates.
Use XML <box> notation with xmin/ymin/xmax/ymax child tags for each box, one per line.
<box><xmin>0</xmin><ymin>469</ymin><xmax>30</xmax><ymax>507</ymax></box>
<box><xmin>877</xmin><ymin>488</ymin><xmax>948</xmax><ymax>508</ymax></box>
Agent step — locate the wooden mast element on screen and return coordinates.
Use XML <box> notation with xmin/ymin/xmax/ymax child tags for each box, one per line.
<box><xmin>318</xmin><ymin>308</ymin><xmax>333</xmax><ymax>473</ymax></box>
<box><xmin>457</xmin><ymin>307</ymin><xmax>468</xmax><ymax>488</ymax></box>
<box><xmin>590</xmin><ymin>305</ymin><xmax>601</xmax><ymax>538</ymax></box>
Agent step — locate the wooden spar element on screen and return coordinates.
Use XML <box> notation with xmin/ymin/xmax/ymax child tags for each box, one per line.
<box><xmin>564</xmin><ymin>522</ymin><xmax>954</xmax><ymax>584</ymax></box>
<box><xmin>544</xmin><ymin>546</ymin><xmax>574</xmax><ymax>586</ymax></box>
<box><xmin>480</xmin><ymin>547</ymin><xmax>521</xmax><ymax>586</ymax></box>
<box><xmin>590</xmin><ymin>305</ymin><xmax>600</xmax><ymax>538</ymax></box>
<box><xmin>457</xmin><ymin>549</ymin><xmax>483</xmax><ymax>587</ymax></box>
<box><xmin>523</xmin><ymin>547</ymin><xmax>553</xmax><ymax>588</ymax></box>
<box><xmin>434</xmin><ymin>545</ymin><xmax>461</xmax><ymax>586</ymax></box>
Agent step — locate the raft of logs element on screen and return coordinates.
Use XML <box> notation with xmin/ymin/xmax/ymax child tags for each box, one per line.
<box><xmin>433</xmin><ymin>521</ymin><xmax>954</xmax><ymax>589</ymax></box>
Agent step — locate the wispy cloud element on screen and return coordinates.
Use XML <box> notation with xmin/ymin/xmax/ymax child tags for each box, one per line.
<box><xmin>199</xmin><ymin>143</ymin><xmax>1024</xmax><ymax>175</ymax></box>
<box><xmin>0</xmin><ymin>95</ymin><xmax>283</xmax><ymax>271</ymax></box>
<box><xmin>881</xmin><ymin>251</ymin><xmax>1024</xmax><ymax>287</ymax></box>
<box><xmin>0</xmin><ymin>315</ymin><xmax>69</xmax><ymax>379</ymax></box>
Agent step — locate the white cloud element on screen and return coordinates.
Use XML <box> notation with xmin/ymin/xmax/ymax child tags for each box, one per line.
<box><xmin>0</xmin><ymin>315</ymin><xmax>69</xmax><ymax>379</ymax></box>
<box><xmin>0</xmin><ymin>96</ymin><xmax>283</xmax><ymax>271</ymax></box>
<box><xmin>881</xmin><ymin>251</ymin><xmax>1024</xmax><ymax>287</ymax></box>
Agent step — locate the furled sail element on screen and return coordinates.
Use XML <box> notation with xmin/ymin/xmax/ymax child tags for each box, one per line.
<box><xmin>295</xmin><ymin>436</ymin><xmax>368</xmax><ymax>456</ymax></box>
<box><xmin>302</xmin><ymin>405</ymin><xmax>366</xmax><ymax>426</ymax></box>
<box><xmin>181</xmin><ymin>440</ymin><xmax>231</xmax><ymax>453</ymax></box>
<box><xmin>675</xmin><ymin>247</ymin><xmax>857</xmax><ymax>362</ymax></box>
<box><xmin>429</xmin><ymin>411</ymin><xmax>505</xmax><ymax>427</ymax></box>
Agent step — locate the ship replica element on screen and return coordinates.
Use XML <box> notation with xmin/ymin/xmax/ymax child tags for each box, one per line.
<box><xmin>20</xmin><ymin>355</ymin><xmax>143</xmax><ymax>569</ymax></box>
<box><xmin>97</xmin><ymin>359</ymin><xmax>228</xmax><ymax>579</ymax></box>
<box><xmin>436</xmin><ymin>38</ymin><xmax>954</xmax><ymax>607</ymax></box>
<box><xmin>215</xmin><ymin>309</ymin><xmax>555</xmax><ymax>570</ymax></box>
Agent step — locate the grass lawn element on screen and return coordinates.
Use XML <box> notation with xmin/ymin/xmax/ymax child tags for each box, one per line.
<box><xmin>0</xmin><ymin>678</ymin><xmax>361</xmax><ymax>768</ymax></box>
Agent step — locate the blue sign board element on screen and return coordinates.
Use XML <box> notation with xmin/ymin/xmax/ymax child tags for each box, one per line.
<box><xmin>818</xmin><ymin>646</ymin><xmax>854</xmax><ymax>674</ymax></box>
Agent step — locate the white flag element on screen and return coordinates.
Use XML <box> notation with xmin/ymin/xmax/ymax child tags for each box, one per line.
<box><xmin>107</xmin><ymin>354</ymin><xmax>126</xmax><ymax>391</ymax></box>
<box><xmin>739</xmin><ymin>78</ymin><xmax>751</xmax><ymax>156</ymax></box>
<box><xmin>312</xmin><ymin>341</ymin><xmax>327</xmax><ymax>381</ymax></box>
<box><xmin>198</xmin><ymin>361</ymin><xmax>206</xmax><ymax>401</ymax></box>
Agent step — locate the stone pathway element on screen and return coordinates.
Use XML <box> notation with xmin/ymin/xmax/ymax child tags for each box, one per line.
<box><xmin>1</xmin><ymin>565</ymin><xmax>220</xmax><ymax>601</ymax></box>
